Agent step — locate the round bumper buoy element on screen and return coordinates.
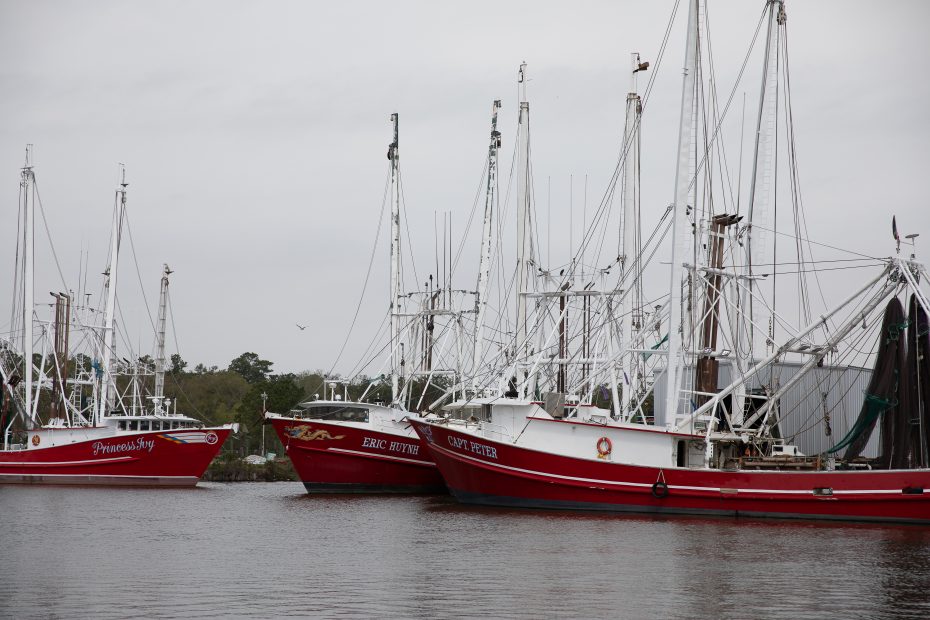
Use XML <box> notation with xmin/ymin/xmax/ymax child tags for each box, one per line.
<box><xmin>651</xmin><ymin>481</ymin><xmax>669</xmax><ymax>499</ymax></box>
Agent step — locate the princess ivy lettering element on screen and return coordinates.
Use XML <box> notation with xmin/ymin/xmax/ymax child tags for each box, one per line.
<box><xmin>92</xmin><ymin>438</ymin><xmax>155</xmax><ymax>456</ymax></box>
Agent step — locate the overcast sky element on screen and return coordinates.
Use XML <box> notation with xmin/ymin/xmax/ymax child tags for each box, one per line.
<box><xmin>1</xmin><ymin>0</ymin><xmax>928</xmax><ymax>376</ymax></box>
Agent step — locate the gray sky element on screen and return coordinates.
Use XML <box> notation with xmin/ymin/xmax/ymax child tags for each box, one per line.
<box><xmin>1</xmin><ymin>0</ymin><xmax>928</xmax><ymax>376</ymax></box>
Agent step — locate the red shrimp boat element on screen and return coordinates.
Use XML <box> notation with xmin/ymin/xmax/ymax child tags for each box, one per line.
<box><xmin>408</xmin><ymin>0</ymin><xmax>930</xmax><ymax>524</ymax></box>
<box><xmin>267</xmin><ymin>111</ymin><xmax>488</xmax><ymax>495</ymax></box>
<box><xmin>0</xmin><ymin>417</ymin><xmax>235</xmax><ymax>486</ymax></box>
<box><xmin>410</xmin><ymin>405</ymin><xmax>930</xmax><ymax>524</ymax></box>
<box><xmin>266</xmin><ymin>402</ymin><xmax>444</xmax><ymax>493</ymax></box>
<box><xmin>0</xmin><ymin>156</ymin><xmax>235</xmax><ymax>486</ymax></box>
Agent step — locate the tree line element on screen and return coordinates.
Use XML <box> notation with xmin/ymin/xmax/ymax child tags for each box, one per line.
<box><xmin>163</xmin><ymin>352</ymin><xmax>444</xmax><ymax>457</ymax></box>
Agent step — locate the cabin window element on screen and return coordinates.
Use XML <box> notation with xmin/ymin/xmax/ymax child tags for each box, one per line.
<box><xmin>140</xmin><ymin>421</ymin><xmax>150</xmax><ymax>431</ymax></box>
<box><xmin>676</xmin><ymin>441</ymin><xmax>686</xmax><ymax>467</ymax></box>
<box><xmin>294</xmin><ymin>404</ymin><xmax>369</xmax><ymax>423</ymax></box>
<box><xmin>118</xmin><ymin>421</ymin><xmax>126</xmax><ymax>430</ymax></box>
<box><xmin>129</xmin><ymin>420</ymin><xmax>138</xmax><ymax>431</ymax></box>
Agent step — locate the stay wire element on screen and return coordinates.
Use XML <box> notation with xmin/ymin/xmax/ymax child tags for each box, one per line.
<box><xmin>322</xmin><ymin>169</ymin><xmax>392</xmax><ymax>381</ymax></box>
<box><xmin>32</xmin><ymin>182</ymin><xmax>69</xmax><ymax>293</ymax></box>
<box><xmin>121</xmin><ymin>208</ymin><xmax>158</xmax><ymax>336</ymax></box>
<box><xmin>165</xmin><ymin>291</ymin><xmax>219</xmax><ymax>425</ymax></box>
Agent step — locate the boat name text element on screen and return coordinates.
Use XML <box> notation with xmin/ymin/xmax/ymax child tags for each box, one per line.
<box><xmin>361</xmin><ymin>436</ymin><xmax>420</xmax><ymax>455</ymax></box>
<box><xmin>92</xmin><ymin>437</ymin><xmax>155</xmax><ymax>456</ymax></box>
<box><xmin>448</xmin><ymin>436</ymin><xmax>498</xmax><ymax>459</ymax></box>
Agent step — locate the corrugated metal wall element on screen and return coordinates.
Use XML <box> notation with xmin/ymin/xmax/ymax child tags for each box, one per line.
<box><xmin>653</xmin><ymin>362</ymin><xmax>878</xmax><ymax>458</ymax></box>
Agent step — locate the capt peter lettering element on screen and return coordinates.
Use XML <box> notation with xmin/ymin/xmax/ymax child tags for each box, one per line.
<box><xmin>447</xmin><ymin>436</ymin><xmax>498</xmax><ymax>459</ymax></box>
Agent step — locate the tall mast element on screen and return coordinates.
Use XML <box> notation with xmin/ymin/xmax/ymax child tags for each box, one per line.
<box><xmin>730</xmin><ymin>0</ymin><xmax>783</xmax><ymax>425</ymax></box>
<box><xmin>620</xmin><ymin>53</ymin><xmax>646</xmax><ymax>416</ymax></box>
<box><xmin>515</xmin><ymin>63</ymin><xmax>531</xmax><ymax>397</ymax></box>
<box><xmin>21</xmin><ymin>147</ymin><xmax>35</xmax><ymax>421</ymax></box>
<box><xmin>97</xmin><ymin>166</ymin><xmax>127</xmax><ymax>425</ymax></box>
<box><xmin>153</xmin><ymin>263</ymin><xmax>171</xmax><ymax>411</ymax></box>
<box><xmin>388</xmin><ymin>113</ymin><xmax>401</xmax><ymax>405</ymax></box>
<box><xmin>739</xmin><ymin>0</ymin><xmax>783</xmax><ymax>359</ymax></box>
<box><xmin>663</xmin><ymin>0</ymin><xmax>700</xmax><ymax>427</ymax></box>
<box><xmin>473</xmin><ymin>99</ymin><xmax>501</xmax><ymax>390</ymax></box>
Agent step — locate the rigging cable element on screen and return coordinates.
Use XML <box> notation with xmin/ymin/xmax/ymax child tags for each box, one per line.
<box><xmin>321</xmin><ymin>169</ymin><xmax>392</xmax><ymax>380</ymax></box>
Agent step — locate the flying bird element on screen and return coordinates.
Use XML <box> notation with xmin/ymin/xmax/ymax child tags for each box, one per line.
<box><xmin>296</xmin><ymin>323</ymin><xmax>308</xmax><ymax>331</ymax></box>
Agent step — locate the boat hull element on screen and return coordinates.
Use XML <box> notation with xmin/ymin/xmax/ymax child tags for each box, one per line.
<box><xmin>0</xmin><ymin>428</ymin><xmax>232</xmax><ymax>487</ymax></box>
<box><xmin>411</xmin><ymin>420</ymin><xmax>930</xmax><ymax>524</ymax></box>
<box><xmin>268</xmin><ymin>417</ymin><xmax>445</xmax><ymax>494</ymax></box>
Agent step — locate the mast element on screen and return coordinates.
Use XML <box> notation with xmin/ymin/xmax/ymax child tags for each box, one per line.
<box><xmin>388</xmin><ymin>113</ymin><xmax>401</xmax><ymax>405</ymax></box>
<box><xmin>662</xmin><ymin>0</ymin><xmax>700</xmax><ymax>427</ymax></box>
<box><xmin>21</xmin><ymin>147</ymin><xmax>35</xmax><ymax>422</ymax></box>
<box><xmin>50</xmin><ymin>292</ymin><xmax>71</xmax><ymax>423</ymax></box>
<box><xmin>620</xmin><ymin>53</ymin><xmax>646</xmax><ymax>416</ymax></box>
<box><xmin>558</xmin><ymin>292</ymin><xmax>567</xmax><ymax>394</ymax></box>
<box><xmin>153</xmin><ymin>264</ymin><xmax>171</xmax><ymax>412</ymax></box>
<box><xmin>694</xmin><ymin>214</ymin><xmax>741</xmax><ymax>405</ymax></box>
<box><xmin>515</xmin><ymin>63</ymin><xmax>531</xmax><ymax>397</ymax></box>
<box><xmin>473</xmin><ymin>99</ymin><xmax>501</xmax><ymax>391</ymax></box>
<box><xmin>733</xmin><ymin>0</ymin><xmax>783</xmax><ymax>424</ymax></box>
<box><xmin>739</xmin><ymin>0</ymin><xmax>783</xmax><ymax>358</ymax></box>
<box><xmin>97</xmin><ymin>166</ymin><xmax>127</xmax><ymax>425</ymax></box>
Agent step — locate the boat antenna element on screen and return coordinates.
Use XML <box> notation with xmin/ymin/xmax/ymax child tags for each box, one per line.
<box><xmin>892</xmin><ymin>215</ymin><xmax>901</xmax><ymax>254</ymax></box>
<box><xmin>905</xmin><ymin>233</ymin><xmax>919</xmax><ymax>259</ymax></box>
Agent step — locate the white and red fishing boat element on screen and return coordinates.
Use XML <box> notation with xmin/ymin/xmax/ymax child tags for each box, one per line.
<box><xmin>412</xmin><ymin>337</ymin><xmax>930</xmax><ymax>524</ymax></box>
<box><xmin>412</xmin><ymin>0</ymin><xmax>930</xmax><ymax>523</ymax></box>
<box><xmin>0</xmin><ymin>155</ymin><xmax>235</xmax><ymax>486</ymax></box>
<box><xmin>0</xmin><ymin>416</ymin><xmax>235</xmax><ymax>486</ymax></box>
<box><xmin>269</xmin><ymin>109</ymin><xmax>503</xmax><ymax>493</ymax></box>
<box><xmin>266</xmin><ymin>398</ymin><xmax>443</xmax><ymax>493</ymax></box>
<box><xmin>412</xmin><ymin>251</ymin><xmax>930</xmax><ymax>522</ymax></box>
<box><xmin>271</xmin><ymin>101</ymin><xmax>509</xmax><ymax>493</ymax></box>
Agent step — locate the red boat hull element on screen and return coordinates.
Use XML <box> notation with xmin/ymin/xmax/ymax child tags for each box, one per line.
<box><xmin>269</xmin><ymin>417</ymin><xmax>445</xmax><ymax>493</ymax></box>
<box><xmin>411</xmin><ymin>420</ymin><xmax>930</xmax><ymax>524</ymax></box>
<box><xmin>0</xmin><ymin>428</ymin><xmax>232</xmax><ymax>486</ymax></box>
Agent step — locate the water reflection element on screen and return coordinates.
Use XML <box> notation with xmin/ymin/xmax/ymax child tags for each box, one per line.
<box><xmin>1</xmin><ymin>482</ymin><xmax>928</xmax><ymax>619</ymax></box>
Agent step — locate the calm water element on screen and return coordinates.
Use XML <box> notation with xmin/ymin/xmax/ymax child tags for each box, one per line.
<box><xmin>1</xmin><ymin>482</ymin><xmax>929</xmax><ymax>619</ymax></box>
